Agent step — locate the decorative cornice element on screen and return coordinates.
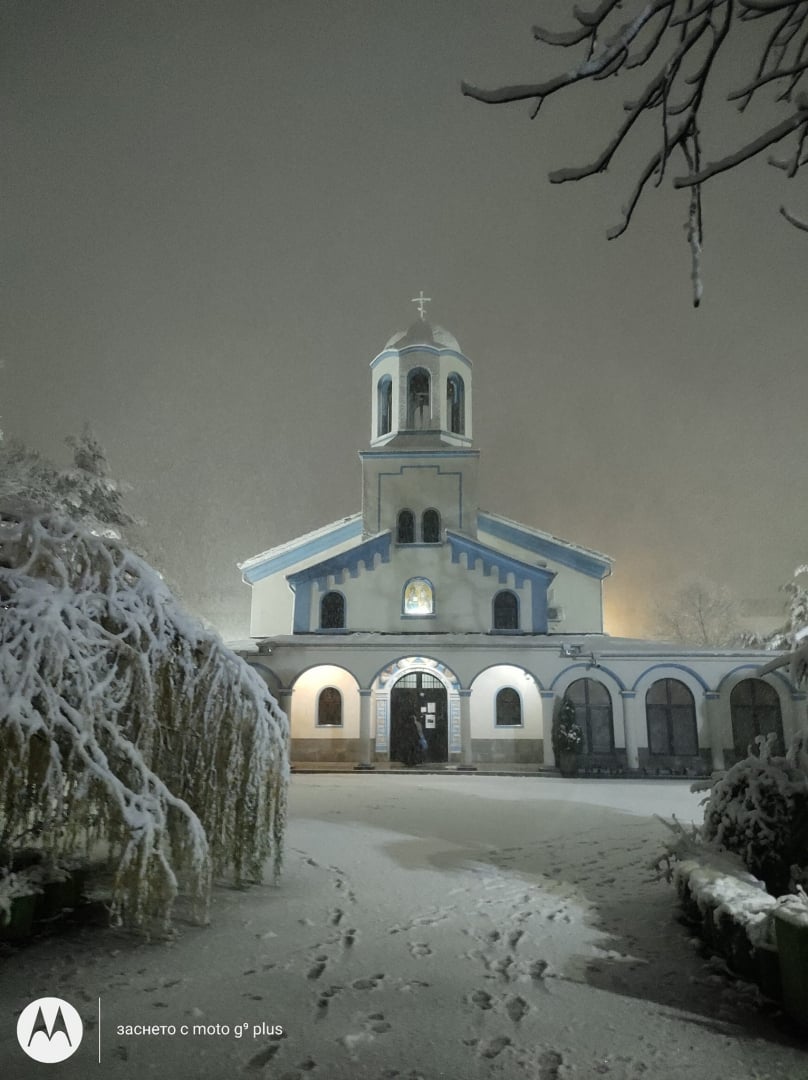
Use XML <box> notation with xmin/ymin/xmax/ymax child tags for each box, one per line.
<box><xmin>287</xmin><ymin>532</ymin><xmax>392</xmax><ymax>592</ymax></box>
<box><xmin>446</xmin><ymin>530</ymin><xmax>555</xmax><ymax>590</ymax></box>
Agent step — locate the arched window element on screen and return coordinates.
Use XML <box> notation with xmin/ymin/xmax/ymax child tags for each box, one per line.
<box><xmin>403</xmin><ymin>577</ymin><xmax>434</xmax><ymax>615</ymax></box>
<box><xmin>730</xmin><ymin>678</ymin><xmax>784</xmax><ymax>757</ymax></box>
<box><xmin>447</xmin><ymin>373</ymin><xmax>465</xmax><ymax>435</ymax></box>
<box><xmin>397</xmin><ymin>509</ymin><xmax>415</xmax><ymax>544</ymax></box>
<box><xmin>320</xmin><ymin>591</ymin><xmax>345</xmax><ymax>630</ymax></box>
<box><xmin>317</xmin><ymin>686</ymin><xmax>342</xmax><ymax>727</ymax></box>
<box><xmin>496</xmin><ymin>687</ymin><xmax>522</xmax><ymax>727</ymax></box>
<box><xmin>407</xmin><ymin>368</ymin><xmax>431</xmax><ymax>428</ymax></box>
<box><xmin>422</xmin><ymin>508</ymin><xmax>441</xmax><ymax>543</ymax></box>
<box><xmin>566</xmin><ymin>678</ymin><xmax>614</xmax><ymax>754</ymax></box>
<box><xmin>493</xmin><ymin>590</ymin><xmax>519</xmax><ymax>630</ymax></box>
<box><xmin>646</xmin><ymin>679</ymin><xmax>698</xmax><ymax>756</ymax></box>
<box><xmin>377</xmin><ymin>375</ymin><xmax>392</xmax><ymax>437</ymax></box>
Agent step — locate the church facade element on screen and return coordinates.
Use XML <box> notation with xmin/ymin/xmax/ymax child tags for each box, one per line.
<box><xmin>236</xmin><ymin>309</ymin><xmax>805</xmax><ymax>773</ymax></box>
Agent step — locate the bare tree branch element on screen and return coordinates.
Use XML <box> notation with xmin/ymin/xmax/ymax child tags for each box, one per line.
<box><xmin>462</xmin><ymin>0</ymin><xmax>808</xmax><ymax>302</ymax></box>
<box><xmin>674</xmin><ymin>105</ymin><xmax>808</xmax><ymax>183</ymax></box>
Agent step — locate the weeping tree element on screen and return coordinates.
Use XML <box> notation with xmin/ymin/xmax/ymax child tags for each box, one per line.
<box><xmin>0</xmin><ymin>509</ymin><xmax>289</xmax><ymax>932</ymax></box>
<box><xmin>462</xmin><ymin>0</ymin><xmax>808</xmax><ymax>305</ymax></box>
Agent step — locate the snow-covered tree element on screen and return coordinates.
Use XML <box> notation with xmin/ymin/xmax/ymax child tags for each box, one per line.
<box><xmin>0</xmin><ymin>423</ymin><xmax>138</xmax><ymax>539</ymax></box>
<box><xmin>653</xmin><ymin>578</ymin><xmax>742</xmax><ymax>646</ymax></box>
<box><xmin>0</xmin><ymin>509</ymin><xmax>289</xmax><ymax>932</ymax></box>
<box><xmin>463</xmin><ymin>1</ymin><xmax>808</xmax><ymax>304</ymax></box>
<box><xmin>763</xmin><ymin>564</ymin><xmax>808</xmax><ymax>650</ymax></box>
<box><xmin>55</xmin><ymin>423</ymin><xmax>139</xmax><ymax>537</ymax></box>
<box><xmin>752</xmin><ymin>564</ymin><xmax>808</xmax><ymax>686</ymax></box>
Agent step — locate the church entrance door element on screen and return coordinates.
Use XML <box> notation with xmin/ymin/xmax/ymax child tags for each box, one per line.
<box><xmin>390</xmin><ymin>671</ymin><xmax>448</xmax><ymax>764</ymax></box>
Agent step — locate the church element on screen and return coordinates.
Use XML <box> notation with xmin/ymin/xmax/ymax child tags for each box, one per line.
<box><xmin>236</xmin><ymin>301</ymin><xmax>805</xmax><ymax>773</ymax></box>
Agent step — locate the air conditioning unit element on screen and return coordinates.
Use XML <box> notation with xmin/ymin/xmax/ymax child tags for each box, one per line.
<box><xmin>547</xmin><ymin>606</ymin><xmax>564</xmax><ymax>622</ymax></box>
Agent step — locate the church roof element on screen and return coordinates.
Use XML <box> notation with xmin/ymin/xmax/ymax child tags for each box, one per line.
<box><xmin>477</xmin><ymin>510</ymin><xmax>613</xmax><ymax>580</ymax></box>
<box><xmin>383</xmin><ymin>319</ymin><xmax>462</xmax><ymax>354</ymax></box>
<box><xmin>239</xmin><ymin>513</ymin><xmax>363</xmax><ymax>583</ymax></box>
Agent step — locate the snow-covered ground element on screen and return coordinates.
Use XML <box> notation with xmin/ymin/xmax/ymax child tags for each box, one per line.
<box><xmin>1</xmin><ymin>775</ymin><xmax>806</xmax><ymax>1079</ymax></box>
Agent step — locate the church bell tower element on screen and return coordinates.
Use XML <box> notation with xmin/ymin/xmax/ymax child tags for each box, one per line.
<box><xmin>369</xmin><ymin>293</ymin><xmax>473</xmax><ymax>450</ymax></box>
<box><xmin>360</xmin><ymin>295</ymin><xmax>480</xmax><ymax>540</ymax></box>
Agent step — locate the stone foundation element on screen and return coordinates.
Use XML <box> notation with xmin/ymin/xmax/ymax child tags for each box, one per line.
<box><xmin>470</xmin><ymin>738</ymin><xmax>543</xmax><ymax>764</ymax></box>
<box><xmin>291</xmin><ymin>738</ymin><xmax>362</xmax><ymax>763</ymax></box>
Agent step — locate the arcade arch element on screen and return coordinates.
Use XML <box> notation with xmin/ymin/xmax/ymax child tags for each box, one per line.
<box><xmin>289</xmin><ymin>665</ymin><xmax>361</xmax><ymax>761</ymax></box>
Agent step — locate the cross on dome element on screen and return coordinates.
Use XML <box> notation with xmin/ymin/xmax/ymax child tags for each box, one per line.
<box><xmin>411</xmin><ymin>291</ymin><xmax>432</xmax><ymax>319</ymax></box>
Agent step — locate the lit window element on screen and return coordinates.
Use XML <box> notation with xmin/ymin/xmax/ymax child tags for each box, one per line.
<box><xmin>403</xmin><ymin>577</ymin><xmax>434</xmax><ymax>615</ymax></box>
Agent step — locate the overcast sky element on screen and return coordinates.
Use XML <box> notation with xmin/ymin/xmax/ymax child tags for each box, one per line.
<box><xmin>4</xmin><ymin>0</ymin><xmax>806</xmax><ymax>639</ymax></box>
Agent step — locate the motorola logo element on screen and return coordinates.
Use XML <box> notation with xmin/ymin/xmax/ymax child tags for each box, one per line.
<box><xmin>16</xmin><ymin>997</ymin><xmax>84</xmax><ymax>1063</ymax></box>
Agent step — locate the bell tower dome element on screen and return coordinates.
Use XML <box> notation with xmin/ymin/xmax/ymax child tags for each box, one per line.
<box><xmin>369</xmin><ymin>295</ymin><xmax>473</xmax><ymax>449</ymax></box>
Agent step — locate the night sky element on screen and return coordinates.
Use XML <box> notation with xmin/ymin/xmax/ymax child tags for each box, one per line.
<box><xmin>4</xmin><ymin>0</ymin><xmax>805</xmax><ymax>639</ymax></box>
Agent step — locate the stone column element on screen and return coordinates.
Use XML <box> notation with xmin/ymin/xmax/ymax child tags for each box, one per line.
<box><xmin>540</xmin><ymin>691</ymin><xmax>557</xmax><ymax>768</ymax></box>
<box><xmin>619</xmin><ymin>690</ymin><xmax>640</xmax><ymax>771</ymax></box>
<box><xmin>354</xmin><ymin>689</ymin><xmax>375</xmax><ymax>771</ymax></box>
<box><xmin>704</xmin><ymin>691</ymin><xmax>724</xmax><ymax>771</ymax></box>
<box><xmin>458</xmin><ymin>690</ymin><xmax>476</xmax><ymax>770</ymax></box>
<box><xmin>276</xmin><ymin>687</ymin><xmax>293</xmax><ymax>725</ymax></box>
<box><xmin>276</xmin><ymin>687</ymin><xmax>294</xmax><ymax>767</ymax></box>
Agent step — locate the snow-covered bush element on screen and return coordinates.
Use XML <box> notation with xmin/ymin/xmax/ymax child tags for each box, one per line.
<box><xmin>0</xmin><ymin>510</ymin><xmax>289</xmax><ymax>932</ymax></box>
<box><xmin>700</xmin><ymin>734</ymin><xmax>808</xmax><ymax>896</ymax></box>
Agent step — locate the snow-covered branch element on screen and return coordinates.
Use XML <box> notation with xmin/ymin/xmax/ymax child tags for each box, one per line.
<box><xmin>462</xmin><ymin>0</ymin><xmax>808</xmax><ymax>301</ymax></box>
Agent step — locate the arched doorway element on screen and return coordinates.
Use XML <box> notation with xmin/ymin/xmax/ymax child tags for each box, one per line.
<box><xmin>390</xmin><ymin>671</ymin><xmax>448</xmax><ymax>763</ymax></box>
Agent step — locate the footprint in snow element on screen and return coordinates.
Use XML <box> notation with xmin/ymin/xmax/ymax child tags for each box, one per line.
<box><xmin>351</xmin><ymin>974</ymin><xmax>385</xmax><ymax>990</ymax></box>
<box><xmin>307</xmin><ymin>956</ymin><xmax>328</xmax><ymax>980</ymax></box>
<box><xmin>479</xmin><ymin>1035</ymin><xmax>511</xmax><ymax>1059</ymax></box>
<box><xmin>315</xmin><ymin>984</ymin><xmax>343</xmax><ymax>1018</ymax></box>
<box><xmin>505</xmin><ymin>995</ymin><xmax>529</xmax><ymax>1023</ymax></box>
<box><xmin>538</xmin><ymin>1049</ymin><xmax>564</xmax><ymax>1080</ymax></box>
<box><xmin>245</xmin><ymin>1043</ymin><xmax>280</xmax><ymax>1071</ymax></box>
<box><xmin>469</xmin><ymin>989</ymin><xmax>493</xmax><ymax>1010</ymax></box>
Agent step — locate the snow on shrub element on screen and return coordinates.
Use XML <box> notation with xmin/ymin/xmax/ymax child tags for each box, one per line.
<box><xmin>699</xmin><ymin>733</ymin><xmax>808</xmax><ymax>896</ymax></box>
<box><xmin>0</xmin><ymin>510</ymin><xmax>289</xmax><ymax>932</ymax></box>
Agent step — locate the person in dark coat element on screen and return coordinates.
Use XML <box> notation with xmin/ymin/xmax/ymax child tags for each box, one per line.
<box><xmin>403</xmin><ymin>713</ymin><xmax>426</xmax><ymax>766</ymax></box>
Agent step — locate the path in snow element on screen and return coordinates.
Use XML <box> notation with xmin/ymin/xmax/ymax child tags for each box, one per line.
<box><xmin>0</xmin><ymin>774</ymin><xmax>805</xmax><ymax>1079</ymax></box>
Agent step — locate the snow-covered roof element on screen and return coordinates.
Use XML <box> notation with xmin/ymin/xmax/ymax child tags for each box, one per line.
<box><xmin>383</xmin><ymin>319</ymin><xmax>461</xmax><ymax>353</ymax></box>
<box><xmin>477</xmin><ymin>510</ymin><xmax>613</xmax><ymax>580</ymax></box>
<box><xmin>239</xmin><ymin>513</ymin><xmax>363</xmax><ymax>583</ymax></box>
